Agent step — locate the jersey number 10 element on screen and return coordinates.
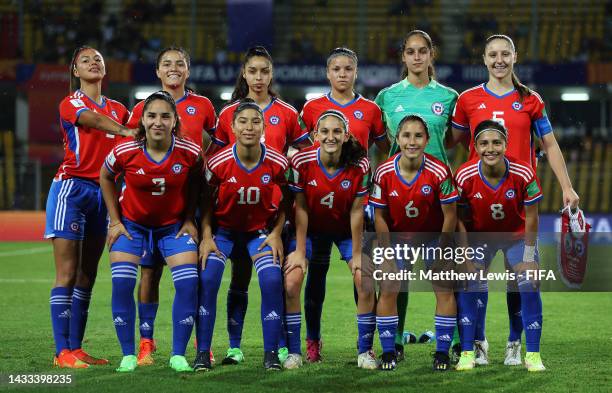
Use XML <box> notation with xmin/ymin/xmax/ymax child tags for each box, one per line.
<box><xmin>238</xmin><ymin>186</ymin><xmax>260</xmax><ymax>204</ymax></box>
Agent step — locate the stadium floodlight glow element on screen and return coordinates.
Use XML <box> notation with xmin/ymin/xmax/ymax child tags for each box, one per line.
<box><xmin>220</xmin><ymin>90</ymin><xmax>233</xmax><ymax>101</ymax></box>
<box><xmin>561</xmin><ymin>92</ymin><xmax>589</xmax><ymax>101</ymax></box>
<box><xmin>134</xmin><ymin>87</ymin><xmax>159</xmax><ymax>100</ymax></box>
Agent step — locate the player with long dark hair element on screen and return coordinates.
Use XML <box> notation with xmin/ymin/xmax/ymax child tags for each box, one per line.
<box><xmin>45</xmin><ymin>46</ymin><xmax>135</xmax><ymax>368</ymax></box>
<box><xmin>284</xmin><ymin>110</ymin><xmax>372</xmax><ymax>369</ymax></box>
<box><xmin>100</xmin><ymin>91</ymin><xmax>202</xmax><ymax>373</ymax></box>
<box><xmin>125</xmin><ymin>46</ymin><xmax>216</xmax><ymax>366</ymax></box>
<box><xmin>193</xmin><ymin>99</ymin><xmax>289</xmax><ymax>371</ymax></box>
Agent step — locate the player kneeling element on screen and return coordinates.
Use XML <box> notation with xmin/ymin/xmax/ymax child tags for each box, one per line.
<box><xmin>455</xmin><ymin>120</ymin><xmax>545</xmax><ymax>372</ymax></box>
<box><xmin>284</xmin><ymin>110</ymin><xmax>374</xmax><ymax>369</ymax></box>
<box><xmin>194</xmin><ymin>99</ymin><xmax>289</xmax><ymax>371</ymax></box>
<box><xmin>100</xmin><ymin>91</ymin><xmax>202</xmax><ymax>373</ymax></box>
<box><xmin>370</xmin><ymin>115</ymin><xmax>459</xmax><ymax>371</ymax></box>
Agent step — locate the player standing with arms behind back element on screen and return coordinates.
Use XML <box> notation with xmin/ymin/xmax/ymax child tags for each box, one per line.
<box><xmin>451</xmin><ymin>34</ymin><xmax>579</xmax><ymax>366</ymax></box>
<box><xmin>100</xmin><ymin>91</ymin><xmax>202</xmax><ymax>373</ymax></box>
<box><xmin>45</xmin><ymin>46</ymin><xmax>134</xmax><ymax>368</ymax></box>
<box><xmin>374</xmin><ymin>30</ymin><xmax>458</xmax><ymax>359</ymax></box>
<box><xmin>125</xmin><ymin>47</ymin><xmax>216</xmax><ymax>366</ymax></box>
<box><xmin>210</xmin><ymin>46</ymin><xmax>311</xmax><ymax>365</ymax></box>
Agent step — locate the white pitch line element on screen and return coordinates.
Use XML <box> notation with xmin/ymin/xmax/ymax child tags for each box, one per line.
<box><xmin>0</xmin><ymin>246</ymin><xmax>52</xmax><ymax>258</ymax></box>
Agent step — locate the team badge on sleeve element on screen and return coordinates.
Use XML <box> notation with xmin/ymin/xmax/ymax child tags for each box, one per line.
<box><xmin>340</xmin><ymin>179</ymin><xmax>352</xmax><ymax>190</ymax></box>
<box><xmin>353</xmin><ymin>110</ymin><xmax>363</xmax><ymax>120</ymax></box>
<box><xmin>261</xmin><ymin>174</ymin><xmax>271</xmax><ymax>184</ymax></box>
<box><xmin>431</xmin><ymin>102</ymin><xmax>444</xmax><ymax>116</ymax></box>
<box><xmin>70</xmin><ymin>99</ymin><xmax>85</xmax><ymax>108</ymax></box>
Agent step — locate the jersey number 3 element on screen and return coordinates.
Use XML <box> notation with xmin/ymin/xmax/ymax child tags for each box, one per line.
<box><xmin>152</xmin><ymin>178</ymin><xmax>165</xmax><ymax>195</ymax></box>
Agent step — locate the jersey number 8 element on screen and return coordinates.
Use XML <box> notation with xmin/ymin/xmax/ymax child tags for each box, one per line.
<box><xmin>490</xmin><ymin>203</ymin><xmax>505</xmax><ymax>220</ymax></box>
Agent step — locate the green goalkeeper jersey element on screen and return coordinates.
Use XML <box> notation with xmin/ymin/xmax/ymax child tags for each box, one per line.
<box><xmin>375</xmin><ymin>79</ymin><xmax>458</xmax><ymax>163</ymax></box>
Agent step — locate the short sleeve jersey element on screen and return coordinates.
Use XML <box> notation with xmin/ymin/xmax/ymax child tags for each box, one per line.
<box><xmin>56</xmin><ymin>90</ymin><xmax>129</xmax><ymax>182</ymax></box>
<box><xmin>206</xmin><ymin>143</ymin><xmax>288</xmax><ymax>232</ymax></box>
<box><xmin>299</xmin><ymin>93</ymin><xmax>386</xmax><ymax>149</ymax></box>
<box><xmin>455</xmin><ymin>156</ymin><xmax>543</xmax><ymax>233</ymax></box>
<box><xmin>126</xmin><ymin>91</ymin><xmax>216</xmax><ymax>149</ymax></box>
<box><xmin>369</xmin><ymin>153</ymin><xmax>459</xmax><ymax>232</ymax></box>
<box><xmin>212</xmin><ymin>98</ymin><xmax>309</xmax><ymax>153</ymax></box>
<box><xmin>289</xmin><ymin>147</ymin><xmax>369</xmax><ymax>235</ymax></box>
<box><xmin>375</xmin><ymin>79</ymin><xmax>458</xmax><ymax>162</ymax></box>
<box><xmin>452</xmin><ymin>84</ymin><xmax>553</xmax><ymax>169</ymax></box>
<box><xmin>104</xmin><ymin>136</ymin><xmax>202</xmax><ymax>227</ymax></box>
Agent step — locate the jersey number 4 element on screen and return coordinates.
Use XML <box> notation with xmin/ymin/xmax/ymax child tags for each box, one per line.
<box><xmin>320</xmin><ymin>192</ymin><xmax>334</xmax><ymax>209</ymax></box>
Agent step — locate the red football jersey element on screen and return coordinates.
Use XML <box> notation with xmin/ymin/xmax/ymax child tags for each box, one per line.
<box><xmin>104</xmin><ymin>136</ymin><xmax>202</xmax><ymax>227</ymax></box>
<box><xmin>289</xmin><ymin>147</ymin><xmax>369</xmax><ymax>235</ymax></box>
<box><xmin>299</xmin><ymin>93</ymin><xmax>386</xmax><ymax>149</ymax></box>
<box><xmin>455</xmin><ymin>156</ymin><xmax>543</xmax><ymax>233</ymax></box>
<box><xmin>126</xmin><ymin>91</ymin><xmax>216</xmax><ymax>149</ymax></box>
<box><xmin>451</xmin><ymin>83</ymin><xmax>553</xmax><ymax>169</ymax></box>
<box><xmin>212</xmin><ymin>98</ymin><xmax>309</xmax><ymax>153</ymax></box>
<box><xmin>369</xmin><ymin>153</ymin><xmax>459</xmax><ymax>232</ymax></box>
<box><xmin>206</xmin><ymin>143</ymin><xmax>288</xmax><ymax>232</ymax></box>
<box><xmin>55</xmin><ymin>90</ymin><xmax>129</xmax><ymax>182</ymax></box>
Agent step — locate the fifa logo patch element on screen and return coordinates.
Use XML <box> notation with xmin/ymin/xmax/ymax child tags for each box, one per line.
<box><xmin>172</xmin><ymin>163</ymin><xmax>183</xmax><ymax>174</ymax></box>
<box><xmin>431</xmin><ymin>102</ymin><xmax>444</xmax><ymax>116</ymax></box>
<box><xmin>186</xmin><ymin>106</ymin><xmax>196</xmax><ymax>115</ymax></box>
<box><xmin>261</xmin><ymin>174</ymin><xmax>271</xmax><ymax>184</ymax></box>
<box><xmin>111</xmin><ymin>110</ymin><xmax>118</xmax><ymax>119</ymax></box>
<box><xmin>353</xmin><ymin>110</ymin><xmax>363</xmax><ymax>120</ymax></box>
<box><xmin>340</xmin><ymin>179</ymin><xmax>351</xmax><ymax>189</ymax></box>
<box><xmin>269</xmin><ymin>116</ymin><xmax>280</xmax><ymax>125</ymax></box>
<box><xmin>421</xmin><ymin>184</ymin><xmax>432</xmax><ymax>195</ymax></box>
<box><xmin>512</xmin><ymin>101</ymin><xmax>523</xmax><ymax>111</ymax></box>
<box><xmin>505</xmin><ymin>189</ymin><xmax>516</xmax><ymax>199</ymax></box>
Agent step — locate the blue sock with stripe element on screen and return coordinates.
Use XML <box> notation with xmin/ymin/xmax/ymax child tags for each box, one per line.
<box><xmin>475</xmin><ymin>282</ymin><xmax>488</xmax><ymax>341</ymax></box>
<box><xmin>111</xmin><ymin>262</ymin><xmax>138</xmax><ymax>356</ymax></box>
<box><xmin>357</xmin><ymin>312</ymin><xmax>376</xmax><ymax>353</ymax></box>
<box><xmin>456</xmin><ymin>290</ymin><xmax>478</xmax><ymax>352</ymax></box>
<box><xmin>284</xmin><ymin>312</ymin><xmax>302</xmax><ymax>354</ymax></box>
<box><xmin>138</xmin><ymin>302</ymin><xmax>158</xmax><ymax>340</ymax></box>
<box><xmin>170</xmin><ymin>264</ymin><xmax>198</xmax><ymax>356</ymax></box>
<box><xmin>376</xmin><ymin>315</ymin><xmax>398</xmax><ymax>354</ymax></box>
<box><xmin>227</xmin><ymin>289</ymin><xmax>248</xmax><ymax>348</ymax></box>
<box><xmin>50</xmin><ymin>287</ymin><xmax>72</xmax><ymax>355</ymax></box>
<box><xmin>255</xmin><ymin>254</ymin><xmax>283</xmax><ymax>352</ymax></box>
<box><xmin>196</xmin><ymin>255</ymin><xmax>226</xmax><ymax>352</ymax></box>
<box><xmin>69</xmin><ymin>287</ymin><xmax>91</xmax><ymax>350</ymax></box>
<box><xmin>434</xmin><ymin>315</ymin><xmax>456</xmax><ymax>353</ymax></box>
<box><xmin>518</xmin><ymin>273</ymin><xmax>543</xmax><ymax>352</ymax></box>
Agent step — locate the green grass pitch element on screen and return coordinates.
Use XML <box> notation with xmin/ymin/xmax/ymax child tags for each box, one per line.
<box><xmin>0</xmin><ymin>242</ymin><xmax>610</xmax><ymax>393</ymax></box>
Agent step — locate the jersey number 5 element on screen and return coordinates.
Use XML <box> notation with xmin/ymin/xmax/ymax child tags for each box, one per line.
<box><xmin>492</xmin><ymin>111</ymin><xmax>505</xmax><ymax>127</ymax></box>
<box><xmin>152</xmin><ymin>178</ymin><xmax>165</xmax><ymax>195</ymax></box>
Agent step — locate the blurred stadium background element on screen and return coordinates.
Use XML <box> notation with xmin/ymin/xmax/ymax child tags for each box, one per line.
<box><xmin>0</xmin><ymin>0</ymin><xmax>610</xmax><ymax>239</ymax></box>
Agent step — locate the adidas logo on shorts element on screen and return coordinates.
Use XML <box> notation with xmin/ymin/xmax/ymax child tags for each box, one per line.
<box><xmin>199</xmin><ymin>306</ymin><xmax>209</xmax><ymax>316</ymax></box>
<box><xmin>113</xmin><ymin>316</ymin><xmax>127</xmax><ymax>326</ymax></box>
